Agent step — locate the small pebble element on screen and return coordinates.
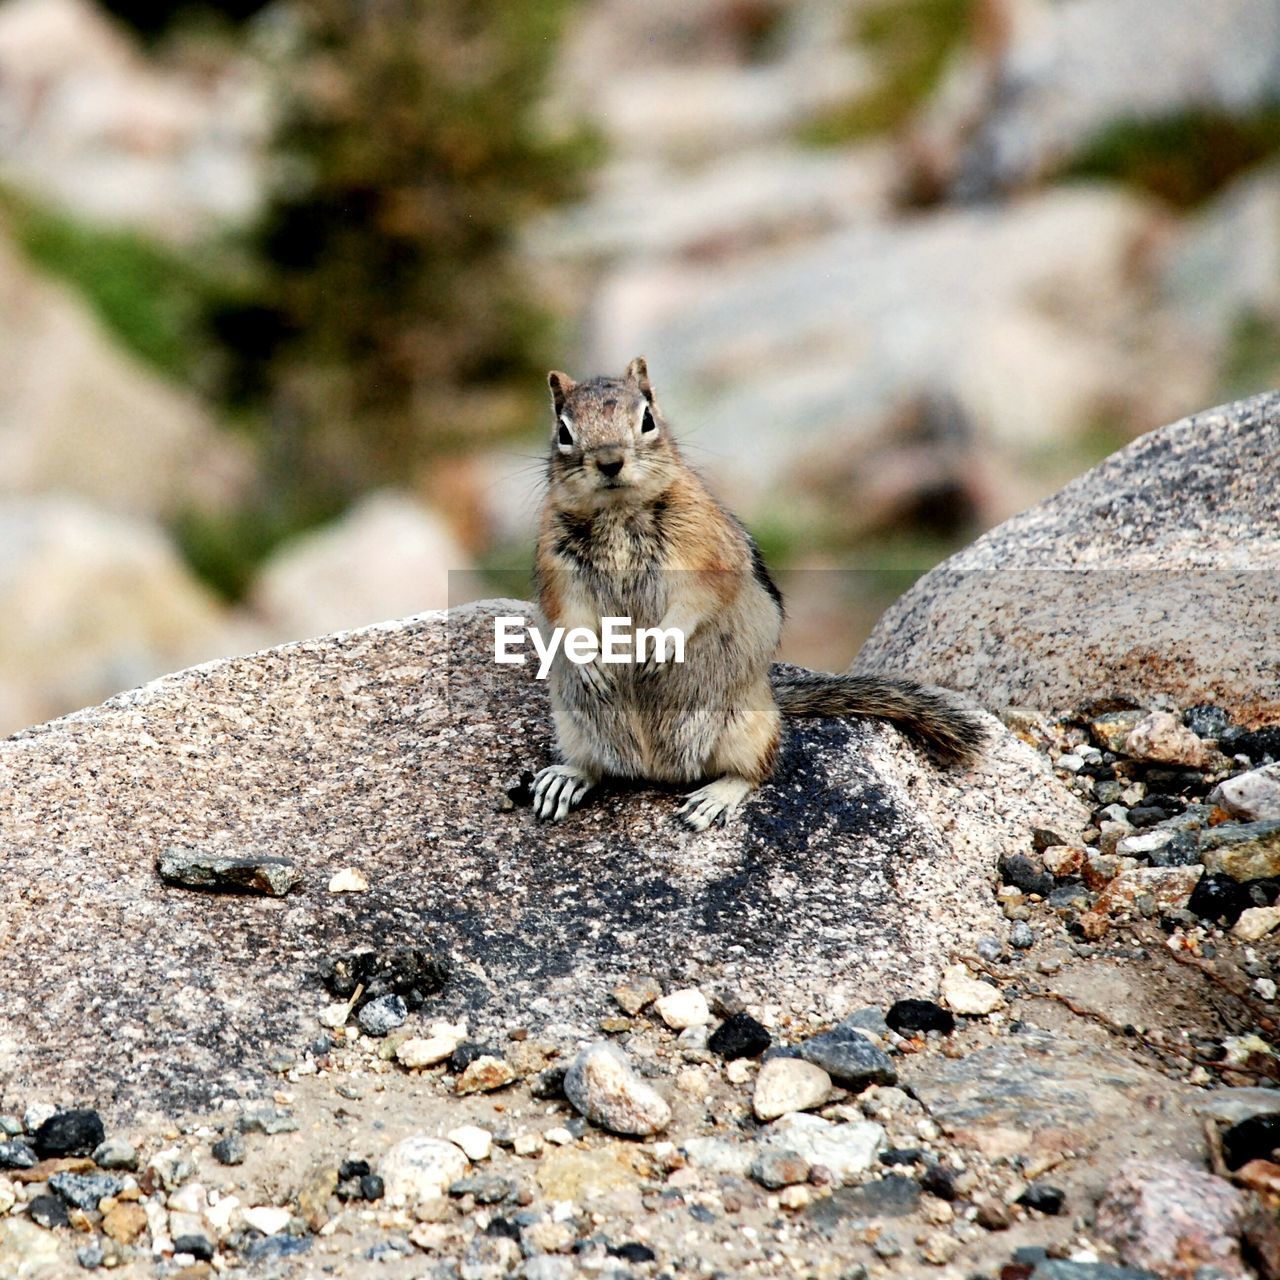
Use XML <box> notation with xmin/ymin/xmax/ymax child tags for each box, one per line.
<box><xmin>212</xmin><ymin>1133</ymin><xmax>246</xmax><ymax>1166</ymax></box>
<box><xmin>357</xmin><ymin>994</ymin><xmax>408</xmax><ymax>1038</ymax></box>
<box><xmin>655</xmin><ymin>988</ymin><xmax>710</xmax><ymax>1030</ymax></box>
<box><xmin>327</xmin><ymin>868</ymin><xmax>369</xmax><ymax>893</ymax></box>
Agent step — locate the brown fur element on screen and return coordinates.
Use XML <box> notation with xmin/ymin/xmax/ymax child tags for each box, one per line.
<box><xmin>529</xmin><ymin>358</ymin><xmax>986</xmax><ymax>829</ymax></box>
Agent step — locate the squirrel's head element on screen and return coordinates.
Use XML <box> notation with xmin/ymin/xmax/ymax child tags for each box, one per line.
<box><xmin>545</xmin><ymin>357</ymin><xmax>681</xmax><ymax>511</ymax></box>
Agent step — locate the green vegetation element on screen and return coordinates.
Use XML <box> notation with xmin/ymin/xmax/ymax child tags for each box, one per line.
<box><xmin>1221</xmin><ymin>310</ymin><xmax>1280</xmax><ymax>401</ymax></box>
<box><xmin>1062</xmin><ymin>108</ymin><xmax>1280</xmax><ymax>209</ymax></box>
<box><xmin>0</xmin><ymin>189</ymin><xmax>211</xmax><ymax>383</ymax></box>
<box><xmin>797</xmin><ymin>0</ymin><xmax>971</xmax><ymax>146</ymax></box>
<box><xmin>213</xmin><ymin>0</ymin><xmax>598</xmax><ymax>509</ymax></box>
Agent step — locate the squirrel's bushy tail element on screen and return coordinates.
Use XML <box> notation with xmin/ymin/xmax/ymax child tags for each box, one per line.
<box><xmin>771</xmin><ymin>669</ymin><xmax>988</xmax><ymax>766</ymax></box>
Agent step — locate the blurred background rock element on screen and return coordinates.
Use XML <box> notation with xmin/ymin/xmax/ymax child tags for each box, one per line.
<box><xmin>0</xmin><ymin>0</ymin><xmax>1276</xmax><ymax>735</ymax></box>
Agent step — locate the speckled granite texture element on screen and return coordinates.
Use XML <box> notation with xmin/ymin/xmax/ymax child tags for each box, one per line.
<box><xmin>0</xmin><ymin>601</ymin><xmax>1082</xmax><ymax>1119</ymax></box>
<box><xmin>856</xmin><ymin>392</ymin><xmax>1280</xmax><ymax>722</ymax></box>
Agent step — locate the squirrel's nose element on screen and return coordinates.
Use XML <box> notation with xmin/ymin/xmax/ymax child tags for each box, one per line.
<box><xmin>596</xmin><ymin>456</ymin><xmax>624</xmax><ymax>478</ymax></box>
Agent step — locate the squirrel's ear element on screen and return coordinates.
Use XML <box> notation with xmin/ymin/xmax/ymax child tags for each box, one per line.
<box><xmin>625</xmin><ymin>356</ymin><xmax>654</xmax><ymax>405</ymax></box>
<box><xmin>548</xmin><ymin>371</ymin><xmax>575</xmax><ymax>416</ymax></box>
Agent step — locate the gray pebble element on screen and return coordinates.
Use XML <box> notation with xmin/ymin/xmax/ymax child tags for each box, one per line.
<box><xmin>212</xmin><ymin>1133</ymin><xmax>246</xmax><ymax>1166</ymax></box>
<box><xmin>357</xmin><ymin>994</ymin><xmax>408</xmax><ymax>1037</ymax></box>
<box><xmin>1010</xmin><ymin>921</ymin><xmax>1036</xmax><ymax>949</ymax></box>
<box><xmin>91</xmin><ymin>1139</ymin><xmax>137</xmax><ymax>1171</ymax></box>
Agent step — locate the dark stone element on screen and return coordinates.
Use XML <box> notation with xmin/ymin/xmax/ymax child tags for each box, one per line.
<box><xmin>449</xmin><ymin>1175</ymin><xmax>515</xmax><ymax>1204</ymax></box>
<box><xmin>1126</xmin><ymin>806</ymin><xmax>1168</xmax><ymax>829</ymax></box>
<box><xmin>484</xmin><ymin>1217</ymin><xmax>521</xmax><ymax>1240</ymax></box>
<box><xmin>1247</xmin><ymin>878</ymin><xmax>1280</xmax><ymax>906</ymax></box>
<box><xmin>796</xmin><ymin>1025</ymin><xmax>896</xmax><ymax>1090</ymax></box>
<box><xmin>157</xmin><ymin>846</ymin><xmax>302</xmax><ymax>897</ymax></box>
<box><xmin>1222</xmin><ymin>727</ymin><xmax>1280</xmax><ymax>764</ymax></box>
<box><xmin>1184</xmin><ymin>705</ymin><xmax>1231</xmax><ymax>740</ymax></box>
<box><xmin>1031</xmin><ymin>828</ymin><xmax>1068</xmax><ymax>852</ymax></box>
<box><xmin>610</xmin><ymin>1242</ymin><xmax>658</xmax><ymax>1263</ymax></box>
<box><xmin>337</xmin><ymin>1162</ymin><xmax>385</xmax><ymax>1202</ymax></box>
<box><xmin>886</xmin><ymin>1000</ymin><xmax>954</xmax><ymax>1035</ymax></box>
<box><xmin>0</xmin><ymin>1140</ymin><xmax>36</xmax><ymax>1169</ymax></box>
<box><xmin>1016</xmin><ymin>1183</ymin><xmax>1065</xmax><ymax>1214</ymax></box>
<box><xmin>241</xmin><ymin>1234</ymin><xmax>311</xmax><ymax>1260</ymax></box>
<box><xmin>1047</xmin><ymin>882</ymin><xmax>1092</xmax><ymax>910</ymax></box>
<box><xmin>920</xmin><ymin>1164</ymin><xmax>956</xmax><ymax>1201</ymax></box>
<box><xmin>530</xmin><ymin>1066</ymin><xmax>567</xmax><ymax>1100</ymax></box>
<box><xmin>1031</xmin><ymin>1262</ymin><xmax>1159</xmax><ymax>1280</ymax></box>
<box><xmin>48</xmin><ymin>1172</ymin><xmax>125</xmax><ymax>1211</ymax></box>
<box><xmin>28</xmin><ymin>1194</ymin><xmax>70</xmax><ymax>1229</ymax></box>
<box><xmin>689</xmin><ymin>1203</ymin><xmax>717</xmax><ymax>1224</ymax></box>
<box><xmin>505</xmin><ymin>771</ymin><xmax>535</xmax><ymax>808</ymax></box>
<box><xmin>450</xmin><ymin>1041</ymin><xmax>501</xmax><ymax>1074</ymax></box>
<box><xmin>174</xmin><ymin>1234</ymin><xmax>215</xmax><ymax>1262</ymax></box>
<box><xmin>708</xmin><ymin>1012</ymin><xmax>771</xmax><ymax>1060</ymax></box>
<box><xmin>212</xmin><ymin>1133</ymin><xmax>246</xmax><ymax>1166</ymax></box>
<box><xmin>1222</xmin><ymin>1113</ymin><xmax>1280</xmax><ymax>1171</ymax></box>
<box><xmin>1187</xmin><ymin>873</ymin><xmax>1249</xmax><ymax>925</ymax></box>
<box><xmin>1148</xmin><ymin>832</ymin><xmax>1201</xmax><ymax>867</ymax></box>
<box><xmin>1140</xmin><ymin>767</ymin><xmax>1207</xmax><ymax>795</ymax></box>
<box><xmin>32</xmin><ymin>1110</ymin><xmax>105</xmax><ymax>1159</ymax></box>
<box><xmin>999</xmin><ymin>853</ymin><xmax>1055</xmax><ymax>897</ymax></box>
<box><xmin>879</xmin><ymin>1148</ymin><xmax>925</xmax><ymax>1166</ymax></box>
<box><xmin>806</xmin><ymin>1174</ymin><xmax>920</xmax><ymax>1229</ymax></box>
<box><xmin>322</xmin><ymin>947</ymin><xmax>450</xmax><ymax>1012</ymax></box>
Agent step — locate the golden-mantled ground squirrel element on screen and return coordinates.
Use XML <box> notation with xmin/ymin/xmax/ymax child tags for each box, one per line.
<box><xmin>530</xmin><ymin>357</ymin><xmax>986</xmax><ymax>830</ymax></box>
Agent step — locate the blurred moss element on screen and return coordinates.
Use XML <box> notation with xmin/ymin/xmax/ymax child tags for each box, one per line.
<box><xmin>1221</xmin><ymin>310</ymin><xmax>1280</xmax><ymax>400</ymax></box>
<box><xmin>213</xmin><ymin>0</ymin><xmax>599</xmax><ymax>507</ymax></box>
<box><xmin>0</xmin><ymin>189</ymin><xmax>210</xmax><ymax>383</ymax></box>
<box><xmin>1061</xmin><ymin>109</ymin><xmax>1280</xmax><ymax>208</ymax></box>
<box><xmin>173</xmin><ymin>491</ymin><xmax>346</xmax><ymax>602</ymax></box>
<box><xmin>797</xmin><ymin>0</ymin><xmax>971</xmax><ymax>146</ymax></box>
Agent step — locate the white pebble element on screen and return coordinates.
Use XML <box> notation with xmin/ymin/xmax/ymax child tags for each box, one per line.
<box><xmin>655</xmin><ymin>988</ymin><xmax>710</xmax><ymax>1030</ymax></box>
<box><xmin>446</xmin><ymin>1125</ymin><xmax>492</xmax><ymax>1161</ymax></box>
<box><xmin>242</xmin><ymin>1206</ymin><xmax>292</xmax><ymax>1236</ymax></box>
<box><xmin>327</xmin><ymin>868</ymin><xmax>369</xmax><ymax>893</ymax></box>
<box><xmin>397</xmin><ymin>1034</ymin><xmax>460</xmax><ymax>1069</ymax></box>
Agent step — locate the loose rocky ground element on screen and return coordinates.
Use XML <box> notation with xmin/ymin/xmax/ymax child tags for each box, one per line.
<box><xmin>4</xmin><ymin>685</ymin><xmax>1280</xmax><ymax>1279</ymax></box>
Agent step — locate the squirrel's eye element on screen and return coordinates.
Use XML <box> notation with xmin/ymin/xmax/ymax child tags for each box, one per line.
<box><xmin>557</xmin><ymin>423</ymin><xmax>573</xmax><ymax>447</ymax></box>
<box><xmin>641</xmin><ymin>407</ymin><xmax>656</xmax><ymax>434</ymax></box>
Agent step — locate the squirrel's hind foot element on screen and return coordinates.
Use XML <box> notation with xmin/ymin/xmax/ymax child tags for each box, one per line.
<box><xmin>677</xmin><ymin>776</ymin><xmax>753</xmax><ymax>832</ymax></box>
<box><xmin>532</xmin><ymin>765</ymin><xmax>597</xmax><ymax>822</ymax></box>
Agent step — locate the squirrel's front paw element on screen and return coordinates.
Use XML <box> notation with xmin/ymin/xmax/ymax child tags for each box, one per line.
<box><xmin>677</xmin><ymin>776</ymin><xmax>753</xmax><ymax>831</ymax></box>
<box><xmin>532</xmin><ymin>765</ymin><xmax>596</xmax><ymax>822</ymax></box>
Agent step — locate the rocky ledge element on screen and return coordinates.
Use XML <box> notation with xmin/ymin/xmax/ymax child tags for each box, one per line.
<box><xmin>0</xmin><ymin>601</ymin><xmax>1080</xmax><ymax>1117</ymax></box>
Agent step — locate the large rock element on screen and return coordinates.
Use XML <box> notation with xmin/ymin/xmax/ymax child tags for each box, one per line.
<box><xmin>0</xmin><ymin>0</ymin><xmax>265</xmax><ymax>239</ymax></box>
<box><xmin>855</xmin><ymin>393</ymin><xmax>1280</xmax><ymax>724</ymax></box>
<box><xmin>919</xmin><ymin>0</ymin><xmax>1280</xmax><ymax>198</ymax></box>
<box><xmin>0</xmin><ymin>497</ymin><xmax>252</xmax><ymax>736</ymax></box>
<box><xmin>248</xmin><ymin>491</ymin><xmax>472</xmax><ymax>643</ymax></box>
<box><xmin>0</xmin><ymin>600</ymin><xmax>1083</xmax><ymax>1117</ymax></box>
<box><xmin>0</xmin><ymin>231</ymin><xmax>247</xmax><ymax>520</ymax></box>
<box><xmin>581</xmin><ymin>186</ymin><xmax>1203</xmax><ymax>523</ymax></box>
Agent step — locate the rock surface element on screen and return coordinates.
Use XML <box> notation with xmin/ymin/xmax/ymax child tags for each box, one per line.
<box><xmin>0</xmin><ymin>599</ymin><xmax>1082</xmax><ymax>1114</ymax></box>
<box><xmin>1095</xmin><ymin>1158</ymin><xmax>1253</xmax><ymax>1279</ymax></box>
<box><xmin>0</xmin><ymin>497</ymin><xmax>253</xmax><ymax>736</ymax></box>
<box><xmin>0</xmin><ymin>233</ymin><xmax>246</xmax><ymax>520</ymax></box>
<box><xmin>248</xmin><ymin>491</ymin><xmax>471</xmax><ymax>643</ymax></box>
<box><xmin>925</xmin><ymin>0</ymin><xmax>1280</xmax><ymax>198</ymax></box>
<box><xmin>855</xmin><ymin>392</ymin><xmax>1280</xmax><ymax>723</ymax></box>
